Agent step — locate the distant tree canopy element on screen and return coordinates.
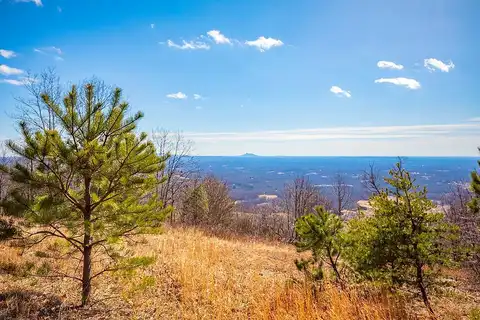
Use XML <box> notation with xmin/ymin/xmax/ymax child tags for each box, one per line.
<box><xmin>0</xmin><ymin>81</ymin><xmax>171</xmax><ymax>306</ymax></box>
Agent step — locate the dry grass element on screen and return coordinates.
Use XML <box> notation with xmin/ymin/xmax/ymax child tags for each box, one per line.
<box><xmin>0</xmin><ymin>227</ymin><xmax>478</xmax><ymax>319</ymax></box>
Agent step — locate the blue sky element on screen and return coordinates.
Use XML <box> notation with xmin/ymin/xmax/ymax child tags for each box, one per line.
<box><xmin>0</xmin><ymin>0</ymin><xmax>479</xmax><ymax>156</ymax></box>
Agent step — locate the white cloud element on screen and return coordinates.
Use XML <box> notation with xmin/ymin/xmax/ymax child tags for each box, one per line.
<box><xmin>377</xmin><ymin>60</ymin><xmax>404</xmax><ymax>70</ymax></box>
<box><xmin>330</xmin><ymin>86</ymin><xmax>351</xmax><ymax>98</ymax></box>
<box><xmin>0</xmin><ymin>49</ymin><xmax>16</xmax><ymax>59</ymax></box>
<box><xmin>151</xmin><ymin>24</ymin><xmax>155</xmax><ymax>29</ymax></box>
<box><xmin>166</xmin><ymin>92</ymin><xmax>187</xmax><ymax>99</ymax></box>
<box><xmin>467</xmin><ymin>117</ymin><xmax>480</xmax><ymax>122</ymax></box>
<box><xmin>245</xmin><ymin>36</ymin><xmax>283</xmax><ymax>52</ymax></box>
<box><xmin>0</xmin><ymin>79</ymin><xmax>24</xmax><ymax>86</ymax></box>
<box><xmin>193</xmin><ymin>94</ymin><xmax>202</xmax><ymax>100</ymax></box>
<box><xmin>424</xmin><ymin>58</ymin><xmax>455</xmax><ymax>72</ymax></box>
<box><xmin>34</xmin><ymin>46</ymin><xmax>63</xmax><ymax>61</ymax></box>
<box><xmin>0</xmin><ymin>64</ymin><xmax>24</xmax><ymax>76</ymax></box>
<box><xmin>374</xmin><ymin>77</ymin><xmax>421</xmax><ymax>90</ymax></box>
<box><xmin>207</xmin><ymin>30</ymin><xmax>231</xmax><ymax>44</ymax></box>
<box><xmin>184</xmin><ymin>122</ymin><xmax>480</xmax><ymax>142</ymax></box>
<box><xmin>15</xmin><ymin>0</ymin><xmax>42</xmax><ymax>6</ymax></box>
<box><xmin>166</xmin><ymin>40</ymin><xmax>210</xmax><ymax>50</ymax></box>
<box><xmin>34</xmin><ymin>46</ymin><xmax>63</xmax><ymax>55</ymax></box>
<box><xmin>0</xmin><ymin>77</ymin><xmax>36</xmax><ymax>86</ymax></box>
<box><xmin>195</xmin><ymin>106</ymin><xmax>203</xmax><ymax>110</ymax></box>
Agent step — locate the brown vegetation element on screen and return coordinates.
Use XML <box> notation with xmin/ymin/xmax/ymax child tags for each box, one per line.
<box><xmin>1</xmin><ymin>227</ymin><xmax>479</xmax><ymax>319</ymax></box>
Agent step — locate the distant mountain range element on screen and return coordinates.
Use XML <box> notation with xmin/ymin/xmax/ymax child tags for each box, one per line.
<box><xmin>240</xmin><ymin>153</ymin><xmax>259</xmax><ymax>157</ymax></box>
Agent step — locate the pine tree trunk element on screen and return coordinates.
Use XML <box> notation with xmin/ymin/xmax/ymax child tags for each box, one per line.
<box><xmin>415</xmin><ymin>258</ymin><xmax>434</xmax><ymax>314</ymax></box>
<box><xmin>81</xmin><ymin>243</ymin><xmax>92</xmax><ymax>306</ymax></box>
<box><xmin>81</xmin><ymin>176</ymin><xmax>92</xmax><ymax>306</ymax></box>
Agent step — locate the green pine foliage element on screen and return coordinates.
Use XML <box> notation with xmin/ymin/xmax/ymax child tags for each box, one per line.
<box><xmin>0</xmin><ymin>83</ymin><xmax>171</xmax><ymax>305</ymax></box>
<box><xmin>182</xmin><ymin>184</ymin><xmax>209</xmax><ymax>225</ymax></box>
<box><xmin>470</xmin><ymin>148</ymin><xmax>480</xmax><ymax>214</ymax></box>
<box><xmin>344</xmin><ymin>162</ymin><xmax>456</xmax><ymax>314</ymax></box>
<box><xmin>294</xmin><ymin>206</ymin><xmax>344</xmax><ymax>283</ymax></box>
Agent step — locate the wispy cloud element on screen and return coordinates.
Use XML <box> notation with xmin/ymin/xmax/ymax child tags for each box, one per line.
<box><xmin>151</xmin><ymin>23</ymin><xmax>155</xmax><ymax>29</ymax></box>
<box><xmin>467</xmin><ymin>117</ymin><xmax>480</xmax><ymax>122</ymax></box>
<box><xmin>377</xmin><ymin>60</ymin><xmax>404</xmax><ymax>70</ymax></box>
<box><xmin>166</xmin><ymin>92</ymin><xmax>187</xmax><ymax>99</ymax></box>
<box><xmin>34</xmin><ymin>46</ymin><xmax>62</xmax><ymax>55</ymax></box>
<box><xmin>0</xmin><ymin>64</ymin><xmax>24</xmax><ymax>76</ymax></box>
<box><xmin>330</xmin><ymin>86</ymin><xmax>351</xmax><ymax>98</ymax></box>
<box><xmin>193</xmin><ymin>94</ymin><xmax>203</xmax><ymax>100</ymax></box>
<box><xmin>207</xmin><ymin>30</ymin><xmax>231</xmax><ymax>44</ymax></box>
<box><xmin>183</xmin><ymin>122</ymin><xmax>480</xmax><ymax>142</ymax></box>
<box><xmin>374</xmin><ymin>77</ymin><xmax>420</xmax><ymax>90</ymax></box>
<box><xmin>165</xmin><ymin>40</ymin><xmax>210</xmax><ymax>50</ymax></box>
<box><xmin>14</xmin><ymin>0</ymin><xmax>42</xmax><ymax>6</ymax></box>
<box><xmin>34</xmin><ymin>46</ymin><xmax>64</xmax><ymax>60</ymax></box>
<box><xmin>0</xmin><ymin>77</ymin><xmax>36</xmax><ymax>86</ymax></box>
<box><xmin>424</xmin><ymin>58</ymin><xmax>455</xmax><ymax>72</ymax></box>
<box><xmin>195</xmin><ymin>106</ymin><xmax>203</xmax><ymax>110</ymax></box>
<box><xmin>245</xmin><ymin>36</ymin><xmax>283</xmax><ymax>52</ymax></box>
<box><xmin>0</xmin><ymin>49</ymin><xmax>16</xmax><ymax>59</ymax></box>
<box><xmin>57</xmin><ymin>6</ymin><xmax>62</xmax><ymax>12</ymax></box>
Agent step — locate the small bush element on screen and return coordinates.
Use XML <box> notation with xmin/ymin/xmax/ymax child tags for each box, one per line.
<box><xmin>36</xmin><ymin>261</ymin><xmax>51</xmax><ymax>276</ymax></box>
<box><xmin>470</xmin><ymin>308</ymin><xmax>480</xmax><ymax>320</ymax></box>
<box><xmin>34</xmin><ymin>251</ymin><xmax>49</xmax><ymax>258</ymax></box>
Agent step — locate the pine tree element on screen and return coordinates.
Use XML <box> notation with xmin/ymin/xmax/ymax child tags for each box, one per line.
<box><xmin>294</xmin><ymin>206</ymin><xmax>344</xmax><ymax>284</ymax></box>
<box><xmin>181</xmin><ymin>184</ymin><xmax>209</xmax><ymax>225</ymax></box>
<box><xmin>0</xmin><ymin>83</ymin><xmax>171</xmax><ymax>306</ymax></box>
<box><xmin>344</xmin><ymin>162</ymin><xmax>455</xmax><ymax>314</ymax></box>
<box><xmin>467</xmin><ymin>147</ymin><xmax>480</xmax><ymax>277</ymax></box>
<box><xmin>470</xmin><ymin>148</ymin><xmax>480</xmax><ymax>214</ymax></box>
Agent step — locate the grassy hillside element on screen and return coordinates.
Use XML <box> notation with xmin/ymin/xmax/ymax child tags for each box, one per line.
<box><xmin>0</xmin><ymin>227</ymin><xmax>478</xmax><ymax>319</ymax></box>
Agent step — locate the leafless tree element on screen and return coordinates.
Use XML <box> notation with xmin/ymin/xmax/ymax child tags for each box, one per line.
<box><xmin>203</xmin><ymin>176</ymin><xmax>235</xmax><ymax>226</ymax></box>
<box><xmin>13</xmin><ymin>68</ymin><xmax>62</xmax><ymax>131</ymax></box>
<box><xmin>330</xmin><ymin>173</ymin><xmax>353</xmax><ymax>216</ymax></box>
<box><xmin>442</xmin><ymin>181</ymin><xmax>479</xmax><ymax>277</ymax></box>
<box><xmin>13</xmin><ymin>69</ymin><xmax>115</xmax><ymax>133</ymax></box>
<box><xmin>152</xmin><ymin>129</ymin><xmax>198</xmax><ymax>222</ymax></box>
<box><xmin>283</xmin><ymin>176</ymin><xmax>331</xmax><ymax>240</ymax></box>
<box><xmin>361</xmin><ymin>162</ymin><xmax>382</xmax><ymax>196</ymax></box>
<box><xmin>179</xmin><ymin>175</ymin><xmax>234</xmax><ymax>227</ymax></box>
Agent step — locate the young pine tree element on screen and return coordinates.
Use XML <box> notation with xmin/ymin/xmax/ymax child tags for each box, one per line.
<box><xmin>467</xmin><ymin>147</ymin><xmax>480</xmax><ymax>277</ymax></box>
<box><xmin>181</xmin><ymin>184</ymin><xmax>209</xmax><ymax>225</ymax></box>
<box><xmin>345</xmin><ymin>162</ymin><xmax>455</xmax><ymax>314</ymax></box>
<box><xmin>294</xmin><ymin>206</ymin><xmax>345</xmax><ymax>284</ymax></box>
<box><xmin>0</xmin><ymin>83</ymin><xmax>171</xmax><ymax>306</ymax></box>
<box><xmin>470</xmin><ymin>148</ymin><xmax>480</xmax><ymax>214</ymax></box>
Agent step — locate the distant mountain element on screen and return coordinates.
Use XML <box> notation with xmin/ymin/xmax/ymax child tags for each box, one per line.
<box><xmin>240</xmin><ymin>153</ymin><xmax>259</xmax><ymax>157</ymax></box>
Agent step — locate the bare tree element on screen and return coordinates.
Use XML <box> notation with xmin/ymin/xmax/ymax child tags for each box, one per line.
<box><xmin>13</xmin><ymin>68</ymin><xmax>62</xmax><ymax>131</ymax></box>
<box><xmin>330</xmin><ymin>173</ymin><xmax>353</xmax><ymax>216</ymax></box>
<box><xmin>203</xmin><ymin>176</ymin><xmax>235</xmax><ymax>226</ymax></box>
<box><xmin>442</xmin><ymin>181</ymin><xmax>479</xmax><ymax>277</ymax></box>
<box><xmin>179</xmin><ymin>175</ymin><xmax>234</xmax><ymax>227</ymax></box>
<box><xmin>283</xmin><ymin>176</ymin><xmax>331</xmax><ymax>240</ymax></box>
<box><xmin>152</xmin><ymin>129</ymin><xmax>198</xmax><ymax>222</ymax></box>
<box><xmin>361</xmin><ymin>162</ymin><xmax>382</xmax><ymax>196</ymax></box>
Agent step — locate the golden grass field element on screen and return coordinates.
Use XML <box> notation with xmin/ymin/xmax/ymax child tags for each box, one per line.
<box><xmin>0</xmin><ymin>227</ymin><xmax>479</xmax><ymax>319</ymax></box>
